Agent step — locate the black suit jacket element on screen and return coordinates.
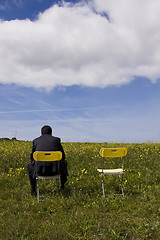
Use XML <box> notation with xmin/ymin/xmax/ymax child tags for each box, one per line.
<box><xmin>30</xmin><ymin>134</ymin><xmax>68</xmax><ymax>178</ymax></box>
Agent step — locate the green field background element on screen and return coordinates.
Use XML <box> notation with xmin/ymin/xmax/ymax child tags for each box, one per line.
<box><xmin>0</xmin><ymin>139</ymin><xmax>160</xmax><ymax>239</ymax></box>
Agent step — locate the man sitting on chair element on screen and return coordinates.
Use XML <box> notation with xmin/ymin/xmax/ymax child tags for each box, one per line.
<box><xmin>27</xmin><ymin>125</ymin><xmax>68</xmax><ymax>195</ymax></box>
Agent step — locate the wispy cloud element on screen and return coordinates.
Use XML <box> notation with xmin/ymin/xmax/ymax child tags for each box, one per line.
<box><xmin>0</xmin><ymin>5</ymin><xmax>5</xmax><ymax>10</ymax></box>
<box><xmin>0</xmin><ymin>105</ymin><xmax>125</xmax><ymax>114</ymax></box>
<box><xmin>0</xmin><ymin>112</ymin><xmax>159</xmax><ymax>142</ymax></box>
<box><xmin>0</xmin><ymin>0</ymin><xmax>160</xmax><ymax>90</ymax></box>
<box><xmin>12</xmin><ymin>0</ymin><xmax>24</xmax><ymax>7</ymax></box>
<box><xmin>0</xmin><ymin>1</ymin><xmax>8</xmax><ymax>11</ymax></box>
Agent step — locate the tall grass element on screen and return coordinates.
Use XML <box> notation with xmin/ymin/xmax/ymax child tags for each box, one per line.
<box><xmin>0</xmin><ymin>139</ymin><xmax>160</xmax><ymax>239</ymax></box>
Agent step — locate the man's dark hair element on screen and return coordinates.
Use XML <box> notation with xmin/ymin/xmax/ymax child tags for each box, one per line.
<box><xmin>41</xmin><ymin>125</ymin><xmax>52</xmax><ymax>135</ymax></box>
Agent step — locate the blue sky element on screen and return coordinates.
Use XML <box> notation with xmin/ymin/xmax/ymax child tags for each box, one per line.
<box><xmin>0</xmin><ymin>0</ymin><xmax>160</xmax><ymax>142</ymax></box>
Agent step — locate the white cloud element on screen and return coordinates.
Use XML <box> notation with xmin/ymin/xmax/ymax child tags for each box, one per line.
<box><xmin>0</xmin><ymin>0</ymin><xmax>160</xmax><ymax>90</ymax></box>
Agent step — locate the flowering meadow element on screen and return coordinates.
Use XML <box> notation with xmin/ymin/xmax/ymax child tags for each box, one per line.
<box><xmin>0</xmin><ymin>139</ymin><xmax>160</xmax><ymax>239</ymax></box>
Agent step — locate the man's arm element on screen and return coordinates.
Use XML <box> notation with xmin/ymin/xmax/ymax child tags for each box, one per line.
<box><xmin>30</xmin><ymin>141</ymin><xmax>36</xmax><ymax>164</ymax></box>
<box><xmin>59</xmin><ymin>139</ymin><xmax>68</xmax><ymax>177</ymax></box>
<box><xmin>59</xmin><ymin>139</ymin><xmax>65</xmax><ymax>160</ymax></box>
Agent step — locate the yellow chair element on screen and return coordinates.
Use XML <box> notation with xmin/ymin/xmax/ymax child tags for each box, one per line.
<box><xmin>33</xmin><ymin>151</ymin><xmax>62</xmax><ymax>202</ymax></box>
<box><xmin>97</xmin><ymin>147</ymin><xmax>127</xmax><ymax>197</ymax></box>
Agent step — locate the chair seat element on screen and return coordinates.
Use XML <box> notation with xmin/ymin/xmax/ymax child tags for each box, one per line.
<box><xmin>97</xmin><ymin>168</ymin><xmax>124</xmax><ymax>174</ymax></box>
<box><xmin>33</xmin><ymin>151</ymin><xmax>62</xmax><ymax>201</ymax></box>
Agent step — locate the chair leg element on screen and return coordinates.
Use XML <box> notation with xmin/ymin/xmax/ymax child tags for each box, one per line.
<box><xmin>101</xmin><ymin>174</ymin><xmax>105</xmax><ymax>198</ymax></box>
<box><xmin>119</xmin><ymin>174</ymin><xmax>124</xmax><ymax>197</ymax></box>
<box><xmin>37</xmin><ymin>178</ymin><xmax>40</xmax><ymax>202</ymax></box>
<box><xmin>56</xmin><ymin>178</ymin><xmax>59</xmax><ymax>192</ymax></box>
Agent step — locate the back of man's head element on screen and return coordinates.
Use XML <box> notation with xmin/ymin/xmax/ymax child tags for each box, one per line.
<box><xmin>41</xmin><ymin>125</ymin><xmax>52</xmax><ymax>135</ymax></box>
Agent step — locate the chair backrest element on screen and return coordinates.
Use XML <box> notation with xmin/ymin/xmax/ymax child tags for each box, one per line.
<box><xmin>100</xmin><ymin>148</ymin><xmax>127</xmax><ymax>158</ymax></box>
<box><xmin>33</xmin><ymin>151</ymin><xmax>62</xmax><ymax>162</ymax></box>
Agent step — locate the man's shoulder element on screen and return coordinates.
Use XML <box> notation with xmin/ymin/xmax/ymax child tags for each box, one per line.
<box><xmin>33</xmin><ymin>136</ymin><xmax>41</xmax><ymax>143</ymax></box>
<box><xmin>33</xmin><ymin>135</ymin><xmax>61</xmax><ymax>142</ymax></box>
<box><xmin>52</xmin><ymin>136</ymin><xmax>61</xmax><ymax>142</ymax></box>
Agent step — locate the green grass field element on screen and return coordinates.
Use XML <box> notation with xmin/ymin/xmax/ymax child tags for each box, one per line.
<box><xmin>0</xmin><ymin>139</ymin><xmax>160</xmax><ymax>239</ymax></box>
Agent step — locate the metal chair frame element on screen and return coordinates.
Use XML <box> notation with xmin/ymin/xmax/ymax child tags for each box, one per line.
<box><xmin>97</xmin><ymin>148</ymin><xmax>127</xmax><ymax>197</ymax></box>
<box><xmin>33</xmin><ymin>151</ymin><xmax>62</xmax><ymax>202</ymax></box>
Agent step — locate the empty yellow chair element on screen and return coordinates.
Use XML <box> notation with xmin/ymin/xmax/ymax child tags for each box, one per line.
<box><xmin>33</xmin><ymin>151</ymin><xmax>62</xmax><ymax>202</ymax></box>
<box><xmin>97</xmin><ymin>147</ymin><xmax>127</xmax><ymax>197</ymax></box>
